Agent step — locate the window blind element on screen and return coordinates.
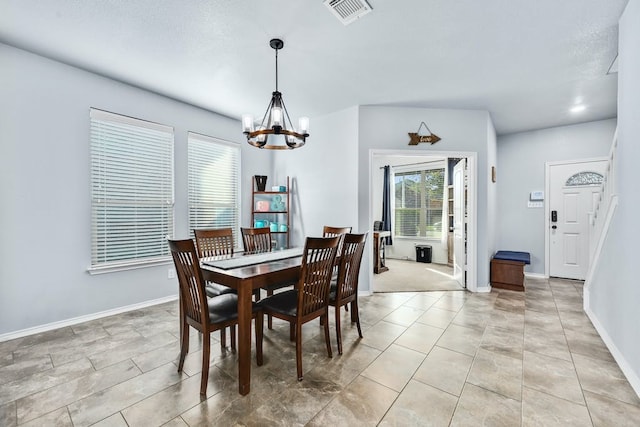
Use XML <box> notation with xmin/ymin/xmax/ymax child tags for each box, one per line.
<box><xmin>394</xmin><ymin>168</ymin><xmax>445</xmax><ymax>238</ymax></box>
<box><xmin>187</xmin><ymin>132</ymin><xmax>240</xmax><ymax>246</ymax></box>
<box><xmin>90</xmin><ymin>109</ymin><xmax>174</xmax><ymax>271</ymax></box>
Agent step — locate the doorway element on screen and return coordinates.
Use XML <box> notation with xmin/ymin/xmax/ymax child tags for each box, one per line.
<box><xmin>369</xmin><ymin>150</ymin><xmax>477</xmax><ymax>292</ymax></box>
<box><xmin>545</xmin><ymin>158</ymin><xmax>607</xmax><ymax>280</ymax></box>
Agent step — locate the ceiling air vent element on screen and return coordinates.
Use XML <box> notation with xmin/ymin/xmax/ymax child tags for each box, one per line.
<box><xmin>324</xmin><ymin>0</ymin><xmax>372</xmax><ymax>26</ymax></box>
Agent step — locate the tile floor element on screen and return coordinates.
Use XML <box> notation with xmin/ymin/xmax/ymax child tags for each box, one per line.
<box><xmin>1</xmin><ymin>277</ymin><xmax>639</xmax><ymax>426</ymax></box>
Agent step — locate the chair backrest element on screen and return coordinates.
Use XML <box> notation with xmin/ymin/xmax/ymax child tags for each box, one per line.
<box><xmin>322</xmin><ymin>226</ymin><xmax>352</xmax><ymax>238</ymax></box>
<box><xmin>322</xmin><ymin>226</ymin><xmax>352</xmax><ymax>256</ymax></box>
<box><xmin>297</xmin><ymin>236</ymin><xmax>340</xmax><ymax>319</ymax></box>
<box><xmin>335</xmin><ymin>233</ymin><xmax>368</xmax><ymax>302</ymax></box>
<box><xmin>241</xmin><ymin>227</ymin><xmax>272</xmax><ymax>253</ymax></box>
<box><xmin>194</xmin><ymin>228</ymin><xmax>234</xmax><ymax>258</ymax></box>
<box><xmin>168</xmin><ymin>239</ymin><xmax>209</xmax><ymax>326</ymax></box>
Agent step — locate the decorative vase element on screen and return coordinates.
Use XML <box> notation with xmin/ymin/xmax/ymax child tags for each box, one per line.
<box><xmin>255</xmin><ymin>175</ymin><xmax>267</xmax><ymax>191</ymax></box>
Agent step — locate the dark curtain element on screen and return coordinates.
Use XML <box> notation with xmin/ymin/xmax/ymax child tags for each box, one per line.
<box><xmin>382</xmin><ymin>165</ymin><xmax>393</xmax><ymax>245</ymax></box>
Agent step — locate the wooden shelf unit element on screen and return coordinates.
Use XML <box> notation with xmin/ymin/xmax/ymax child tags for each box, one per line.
<box><xmin>251</xmin><ymin>176</ymin><xmax>290</xmax><ymax>249</ymax></box>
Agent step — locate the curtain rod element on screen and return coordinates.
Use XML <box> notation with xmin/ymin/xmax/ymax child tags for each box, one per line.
<box><xmin>379</xmin><ymin>159</ymin><xmax>444</xmax><ymax>169</ymax></box>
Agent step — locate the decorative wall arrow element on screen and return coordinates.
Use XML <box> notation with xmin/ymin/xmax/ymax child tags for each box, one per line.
<box><xmin>408</xmin><ymin>121</ymin><xmax>441</xmax><ymax>145</ymax></box>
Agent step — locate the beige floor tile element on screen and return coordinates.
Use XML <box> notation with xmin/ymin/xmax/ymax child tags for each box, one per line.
<box><xmin>362</xmin><ymin>344</ymin><xmax>425</xmax><ymax>392</ymax></box>
<box><xmin>0</xmin><ymin>358</ymin><xmax>95</xmax><ymax>405</ymax></box>
<box><xmin>522</xmin><ymin>386</ymin><xmax>591</xmax><ymax>426</ymax></box>
<box><xmin>67</xmin><ymin>363</ymin><xmax>187</xmax><ymax>427</ymax></box>
<box><xmin>395</xmin><ymin>322</ymin><xmax>444</xmax><ymax>354</ymax></box>
<box><xmin>584</xmin><ymin>390</ymin><xmax>640</xmax><ymax>427</ymax></box>
<box><xmin>379</xmin><ymin>380</ymin><xmax>458</xmax><ymax>426</ymax></box>
<box><xmin>19</xmin><ymin>407</ymin><xmax>73</xmax><ymax>427</ymax></box>
<box><xmin>436</xmin><ymin>324</ymin><xmax>483</xmax><ymax>356</ymax></box>
<box><xmin>359</xmin><ymin>320</ymin><xmax>407</xmax><ymax>351</ymax></box>
<box><xmin>572</xmin><ymin>353</ymin><xmax>640</xmax><ymax>406</ymax></box>
<box><xmin>307</xmin><ymin>375</ymin><xmax>397</xmax><ymax>426</ymax></box>
<box><xmin>0</xmin><ymin>402</ymin><xmax>16</xmax><ymax>427</ymax></box>
<box><xmin>91</xmin><ymin>412</ymin><xmax>130</xmax><ymax>427</ymax></box>
<box><xmin>16</xmin><ymin>359</ymin><xmax>140</xmax><ymax>424</ymax></box>
<box><xmin>3</xmin><ymin>279</ymin><xmax>640</xmax><ymax>427</ymax></box>
<box><xmin>480</xmin><ymin>325</ymin><xmax>524</xmax><ymax>359</ymax></box>
<box><xmin>523</xmin><ymin>324</ymin><xmax>572</xmax><ymax>361</ymax></box>
<box><xmin>382</xmin><ymin>305</ymin><xmax>426</xmax><ymax>327</ymax></box>
<box><xmin>523</xmin><ymin>351</ymin><xmax>584</xmax><ymax>404</ymax></box>
<box><xmin>413</xmin><ymin>346</ymin><xmax>473</xmax><ymax>396</ymax></box>
<box><xmin>487</xmin><ymin>309</ymin><xmax>525</xmax><ymax>333</ymax></box>
<box><xmin>416</xmin><ymin>307</ymin><xmax>458</xmax><ymax>329</ymax></box>
<box><xmin>564</xmin><ymin>328</ymin><xmax>616</xmax><ymax>363</ymax></box>
<box><xmin>404</xmin><ymin>293</ymin><xmax>441</xmax><ymax>310</ymax></box>
<box><xmin>450</xmin><ymin>383</ymin><xmax>521</xmax><ymax>427</ymax></box>
<box><xmin>467</xmin><ymin>348</ymin><xmax>523</xmax><ymax>401</ymax></box>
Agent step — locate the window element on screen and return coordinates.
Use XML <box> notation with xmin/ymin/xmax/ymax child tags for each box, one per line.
<box><xmin>394</xmin><ymin>167</ymin><xmax>445</xmax><ymax>238</ymax></box>
<box><xmin>90</xmin><ymin>109</ymin><xmax>174</xmax><ymax>271</ymax></box>
<box><xmin>187</xmin><ymin>132</ymin><xmax>240</xmax><ymax>245</ymax></box>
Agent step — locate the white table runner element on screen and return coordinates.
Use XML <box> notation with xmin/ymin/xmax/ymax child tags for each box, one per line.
<box><xmin>203</xmin><ymin>247</ymin><xmax>304</xmax><ymax>270</ymax></box>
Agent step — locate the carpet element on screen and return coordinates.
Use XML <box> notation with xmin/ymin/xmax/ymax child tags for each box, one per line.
<box><xmin>373</xmin><ymin>259</ymin><xmax>465</xmax><ymax>292</ymax></box>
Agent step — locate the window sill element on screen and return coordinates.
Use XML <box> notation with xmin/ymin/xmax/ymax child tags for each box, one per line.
<box><xmin>87</xmin><ymin>257</ymin><xmax>172</xmax><ymax>275</ymax></box>
<box><xmin>394</xmin><ymin>236</ymin><xmax>442</xmax><ymax>242</ymax></box>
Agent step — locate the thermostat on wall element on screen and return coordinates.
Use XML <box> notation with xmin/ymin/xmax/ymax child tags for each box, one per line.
<box><xmin>530</xmin><ymin>191</ymin><xmax>544</xmax><ymax>201</ymax></box>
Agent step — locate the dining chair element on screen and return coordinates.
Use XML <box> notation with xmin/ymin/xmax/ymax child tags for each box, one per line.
<box><xmin>322</xmin><ymin>225</ymin><xmax>353</xmax><ymax>300</ymax></box>
<box><xmin>168</xmin><ymin>238</ymin><xmax>263</xmax><ymax>396</ymax></box>
<box><xmin>257</xmin><ymin>235</ymin><xmax>340</xmax><ymax>381</ymax></box>
<box><xmin>328</xmin><ymin>233</ymin><xmax>367</xmax><ymax>354</ymax></box>
<box><xmin>241</xmin><ymin>227</ymin><xmax>296</xmax><ymax>329</ymax></box>
<box><xmin>193</xmin><ymin>228</ymin><xmax>237</xmax><ymax>348</ymax></box>
<box><xmin>240</xmin><ymin>226</ymin><xmax>273</xmax><ymax>253</ymax></box>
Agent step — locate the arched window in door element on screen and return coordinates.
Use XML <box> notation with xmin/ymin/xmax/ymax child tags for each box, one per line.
<box><xmin>565</xmin><ymin>171</ymin><xmax>604</xmax><ymax>186</ymax></box>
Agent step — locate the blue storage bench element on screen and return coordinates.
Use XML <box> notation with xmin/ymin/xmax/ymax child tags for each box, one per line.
<box><xmin>490</xmin><ymin>251</ymin><xmax>530</xmax><ymax>291</ymax></box>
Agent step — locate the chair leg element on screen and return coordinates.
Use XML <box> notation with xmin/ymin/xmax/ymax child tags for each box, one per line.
<box><xmin>323</xmin><ymin>311</ymin><xmax>333</xmax><ymax>359</ymax></box>
<box><xmin>255</xmin><ymin>313</ymin><xmax>263</xmax><ymax>366</ymax></box>
<box><xmin>267</xmin><ymin>289</ymin><xmax>274</xmax><ymax>329</ymax></box>
<box><xmin>296</xmin><ymin>322</ymin><xmax>303</xmax><ymax>380</ymax></box>
<box><xmin>220</xmin><ymin>328</ymin><xmax>226</xmax><ymax>349</ymax></box>
<box><xmin>200</xmin><ymin>332</ymin><xmax>210</xmax><ymax>396</ymax></box>
<box><xmin>231</xmin><ymin>325</ymin><xmax>237</xmax><ymax>350</ymax></box>
<box><xmin>353</xmin><ymin>301</ymin><xmax>363</xmax><ymax>338</ymax></box>
<box><xmin>290</xmin><ymin>322</ymin><xmax>296</xmax><ymax>341</ymax></box>
<box><xmin>178</xmin><ymin>322</ymin><xmax>189</xmax><ymax>372</ymax></box>
<box><xmin>335</xmin><ymin>305</ymin><xmax>343</xmax><ymax>355</ymax></box>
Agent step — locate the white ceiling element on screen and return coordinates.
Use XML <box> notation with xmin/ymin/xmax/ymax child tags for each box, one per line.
<box><xmin>0</xmin><ymin>0</ymin><xmax>628</xmax><ymax>135</ymax></box>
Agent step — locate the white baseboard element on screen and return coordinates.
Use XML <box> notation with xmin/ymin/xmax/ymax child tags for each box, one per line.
<box><xmin>525</xmin><ymin>272</ymin><xmax>548</xmax><ymax>279</ymax></box>
<box><xmin>584</xmin><ymin>289</ymin><xmax>640</xmax><ymax>399</ymax></box>
<box><xmin>0</xmin><ymin>295</ymin><xmax>178</xmax><ymax>343</ymax></box>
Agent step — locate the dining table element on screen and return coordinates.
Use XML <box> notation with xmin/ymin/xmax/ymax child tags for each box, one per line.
<box><xmin>200</xmin><ymin>247</ymin><xmax>304</xmax><ymax>395</ymax></box>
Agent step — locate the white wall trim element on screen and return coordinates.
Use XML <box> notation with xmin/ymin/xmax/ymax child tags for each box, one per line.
<box><xmin>584</xmin><ymin>291</ymin><xmax>640</xmax><ymax>398</ymax></box>
<box><xmin>0</xmin><ymin>295</ymin><xmax>178</xmax><ymax>343</ymax></box>
<box><xmin>525</xmin><ymin>272</ymin><xmax>548</xmax><ymax>279</ymax></box>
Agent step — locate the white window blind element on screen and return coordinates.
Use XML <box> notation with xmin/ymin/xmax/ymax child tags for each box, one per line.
<box><xmin>188</xmin><ymin>132</ymin><xmax>240</xmax><ymax>245</ymax></box>
<box><xmin>394</xmin><ymin>167</ymin><xmax>445</xmax><ymax>238</ymax></box>
<box><xmin>90</xmin><ymin>109</ymin><xmax>174</xmax><ymax>271</ymax></box>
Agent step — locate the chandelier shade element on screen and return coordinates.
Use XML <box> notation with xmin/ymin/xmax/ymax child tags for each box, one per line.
<box><xmin>242</xmin><ymin>39</ymin><xmax>309</xmax><ymax>149</ymax></box>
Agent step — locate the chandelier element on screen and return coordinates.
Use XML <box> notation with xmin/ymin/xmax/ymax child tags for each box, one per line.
<box><xmin>242</xmin><ymin>39</ymin><xmax>309</xmax><ymax>149</ymax></box>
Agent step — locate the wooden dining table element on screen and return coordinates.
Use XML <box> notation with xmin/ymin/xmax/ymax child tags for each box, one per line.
<box><xmin>200</xmin><ymin>248</ymin><xmax>303</xmax><ymax>395</ymax></box>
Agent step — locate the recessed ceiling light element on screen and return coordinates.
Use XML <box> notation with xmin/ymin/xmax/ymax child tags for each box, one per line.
<box><xmin>570</xmin><ymin>105</ymin><xmax>586</xmax><ymax>113</ymax></box>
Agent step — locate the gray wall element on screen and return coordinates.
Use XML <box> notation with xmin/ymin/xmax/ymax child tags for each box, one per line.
<box><xmin>0</xmin><ymin>43</ymin><xmax>264</xmax><ymax>336</ymax></box>
<box><xmin>357</xmin><ymin>106</ymin><xmax>495</xmax><ymax>290</ymax></box>
<box><xmin>496</xmin><ymin>119</ymin><xmax>616</xmax><ymax>274</ymax></box>
<box><xmin>588</xmin><ymin>0</ymin><xmax>640</xmax><ymax>395</ymax></box>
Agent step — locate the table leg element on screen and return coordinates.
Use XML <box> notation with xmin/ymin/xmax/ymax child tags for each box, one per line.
<box><xmin>237</xmin><ymin>283</ymin><xmax>252</xmax><ymax>395</ymax></box>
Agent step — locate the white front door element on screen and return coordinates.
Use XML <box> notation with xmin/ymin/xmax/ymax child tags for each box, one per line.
<box><xmin>453</xmin><ymin>159</ymin><xmax>467</xmax><ymax>287</ymax></box>
<box><xmin>548</xmin><ymin>160</ymin><xmax>606</xmax><ymax>280</ymax></box>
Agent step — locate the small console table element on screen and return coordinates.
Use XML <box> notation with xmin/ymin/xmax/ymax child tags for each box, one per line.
<box><xmin>373</xmin><ymin>231</ymin><xmax>390</xmax><ymax>274</ymax></box>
